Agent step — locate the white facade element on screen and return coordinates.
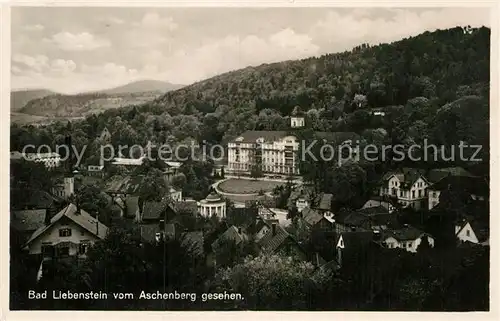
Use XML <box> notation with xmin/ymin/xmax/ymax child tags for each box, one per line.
<box><xmin>428</xmin><ymin>189</ymin><xmax>441</xmax><ymax>210</ymax></box>
<box><xmin>228</xmin><ymin>135</ymin><xmax>300</xmax><ymax>175</ymax></box>
<box><xmin>296</xmin><ymin>198</ymin><xmax>309</xmax><ymax>212</ymax></box>
<box><xmin>291</xmin><ymin>116</ymin><xmax>305</xmax><ymax>128</ymax></box>
<box><xmin>455</xmin><ymin>222</ymin><xmax>479</xmax><ymax>244</ymax></box>
<box><xmin>198</xmin><ymin>193</ymin><xmax>226</xmax><ymax>218</ymax></box>
<box><xmin>384</xmin><ymin>235</ymin><xmax>435</xmax><ymax>253</ymax></box>
<box><xmin>379</xmin><ymin>175</ymin><xmax>428</xmax><ymax>210</ymax></box>
<box><xmin>169</xmin><ymin>188</ymin><xmax>182</xmax><ymax>202</ymax></box>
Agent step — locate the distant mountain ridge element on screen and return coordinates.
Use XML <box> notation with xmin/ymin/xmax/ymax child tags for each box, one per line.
<box><xmin>10</xmin><ymin>80</ymin><xmax>184</xmax><ymax>122</ymax></box>
<box><xmin>10</xmin><ymin>89</ymin><xmax>56</xmax><ymax>112</ymax></box>
<box><xmin>98</xmin><ymin>80</ymin><xmax>184</xmax><ymax>95</ymax></box>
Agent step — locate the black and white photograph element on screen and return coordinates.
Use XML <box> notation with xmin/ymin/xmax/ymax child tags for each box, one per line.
<box><xmin>7</xmin><ymin>4</ymin><xmax>493</xmax><ymax>313</ymax></box>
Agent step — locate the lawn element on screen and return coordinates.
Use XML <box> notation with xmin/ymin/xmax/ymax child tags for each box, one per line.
<box><xmin>218</xmin><ymin>179</ymin><xmax>284</xmax><ymax>194</ymax></box>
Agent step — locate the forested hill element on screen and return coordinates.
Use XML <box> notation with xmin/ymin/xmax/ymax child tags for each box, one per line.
<box><xmin>152</xmin><ymin>26</ymin><xmax>489</xmax><ymax>115</ymax></box>
<box><xmin>11</xmin><ymin>26</ymin><xmax>490</xmax><ymax>167</ymax></box>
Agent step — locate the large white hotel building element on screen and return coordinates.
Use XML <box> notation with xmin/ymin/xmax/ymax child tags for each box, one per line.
<box><xmin>227</xmin><ymin>115</ymin><xmax>359</xmax><ymax>176</ymax></box>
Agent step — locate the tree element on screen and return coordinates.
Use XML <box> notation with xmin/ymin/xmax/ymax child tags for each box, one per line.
<box><xmin>138</xmin><ymin>168</ymin><xmax>168</xmax><ymax>201</ymax></box>
<box><xmin>171</xmin><ymin>173</ymin><xmax>187</xmax><ymax>190</ymax></box>
<box><xmin>209</xmin><ymin>254</ymin><xmax>329</xmax><ymax>310</ymax></box>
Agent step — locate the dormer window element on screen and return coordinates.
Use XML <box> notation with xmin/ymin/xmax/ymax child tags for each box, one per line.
<box><xmin>235</xmin><ymin>137</ymin><xmax>244</xmax><ymax>142</ymax></box>
<box><xmin>256</xmin><ymin>137</ymin><xmax>264</xmax><ymax>143</ymax></box>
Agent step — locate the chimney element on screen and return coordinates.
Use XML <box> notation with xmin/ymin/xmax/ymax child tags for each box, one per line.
<box><xmin>373</xmin><ymin>230</ymin><xmax>381</xmax><ymax>241</ymax></box>
<box><xmin>271</xmin><ymin>222</ymin><xmax>277</xmax><ymax>236</ymax></box>
<box><xmin>403</xmin><ymin>223</ymin><xmax>409</xmax><ymax>228</ymax></box>
<box><xmin>45</xmin><ymin>207</ymin><xmax>56</xmax><ymax>225</ymax></box>
<box><xmin>159</xmin><ymin>219</ymin><xmax>165</xmax><ymax>231</ymax></box>
<box><xmin>237</xmin><ymin>227</ymin><xmax>242</xmax><ymax>234</ymax></box>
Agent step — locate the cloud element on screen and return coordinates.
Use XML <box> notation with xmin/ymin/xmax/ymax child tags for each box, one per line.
<box><xmin>43</xmin><ymin>32</ymin><xmax>111</xmax><ymax>51</ymax></box>
<box><xmin>108</xmin><ymin>17</ymin><xmax>125</xmax><ymax>25</ymax></box>
<box><xmin>50</xmin><ymin>59</ymin><xmax>77</xmax><ymax>75</ymax></box>
<box><xmin>310</xmin><ymin>8</ymin><xmax>490</xmax><ymax>53</ymax></box>
<box><xmin>134</xmin><ymin>12</ymin><xmax>178</xmax><ymax>30</ymax></box>
<box><xmin>12</xmin><ymin>54</ymin><xmax>49</xmax><ymax>72</ymax></box>
<box><xmin>24</xmin><ymin>24</ymin><xmax>44</xmax><ymax>31</ymax></box>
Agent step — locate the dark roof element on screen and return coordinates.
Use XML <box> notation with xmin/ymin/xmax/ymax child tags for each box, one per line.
<box><xmin>382</xmin><ymin>226</ymin><xmax>428</xmax><ymax>241</ymax></box>
<box><xmin>301</xmin><ymin>208</ymin><xmax>324</xmax><ymax>226</ymax></box>
<box><xmin>429</xmin><ymin>175</ymin><xmax>488</xmax><ymax>196</ymax></box>
<box><xmin>338</xmin><ymin>231</ymin><xmax>375</xmax><ymax>249</ymax></box>
<box><xmin>357</xmin><ymin>206</ymin><xmax>389</xmax><ymax>216</ymax></box>
<box><xmin>212</xmin><ymin>225</ymin><xmax>249</xmax><ymax>250</ymax></box>
<box><xmin>104</xmin><ymin>175</ymin><xmax>143</xmax><ymax>195</ymax></box>
<box><xmin>26</xmin><ymin>204</ymin><xmax>108</xmax><ymax>245</ymax></box>
<box><xmin>125</xmin><ymin>196</ymin><xmax>139</xmax><ymax>217</ymax></box>
<box><xmin>205</xmin><ymin>192</ymin><xmax>222</xmax><ymax>201</ymax></box>
<box><xmin>382</xmin><ymin>168</ymin><xmax>427</xmax><ymax>189</ymax></box>
<box><xmin>336</xmin><ymin>211</ymin><xmax>370</xmax><ymax>227</ymax></box>
<box><xmin>469</xmin><ymin>220</ymin><xmax>489</xmax><ymax>243</ymax></box>
<box><xmin>142</xmin><ymin>197</ymin><xmax>176</xmax><ymax>221</ymax></box>
<box><xmin>11</xmin><ymin>209</ymin><xmax>47</xmax><ymax>232</ymax></box>
<box><xmin>427</xmin><ymin>167</ymin><xmax>475</xmax><ymax>183</ymax></box>
<box><xmin>257</xmin><ymin>223</ymin><xmax>295</xmax><ymax>253</ymax></box>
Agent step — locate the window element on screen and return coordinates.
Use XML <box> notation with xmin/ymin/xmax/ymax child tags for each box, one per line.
<box><xmin>408</xmin><ymin>243</ymin><xmax>412</xmax><ymax>248</ymax></box>
<box><xmin>466</xmin><ymin>230</ymin><xmax>470</xmax><ymax>237</ymax></box>
<box><xmin>80</xmin><ymin>230</ymin><xmax>85</xmax><ymax>236</ymax></box>
<box><xmin>59</xmin><ymin>228</ymin><xmax>72</xmax><ymax>237</ymax></box>
<box><xmin>79</xmin><ymin>241</ymin><xmax>90</xmax><ymax>255</ymax></box>
<box><xmin>412</xmin><ymin>191</ymin><xmax>415</xmax><ymax>198</ymax></box>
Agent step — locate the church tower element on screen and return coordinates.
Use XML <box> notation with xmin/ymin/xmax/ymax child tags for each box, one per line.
<box><xmin>290</xmin><ymin>105</ymin><xmax>305</xmax><ymax>128</ymax></box>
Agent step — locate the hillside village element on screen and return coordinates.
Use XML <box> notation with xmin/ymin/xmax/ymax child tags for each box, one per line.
<box><xmin>10</xmin><ymin>26</ymin><xmax>490</xmax><ymax>311</ymax></box>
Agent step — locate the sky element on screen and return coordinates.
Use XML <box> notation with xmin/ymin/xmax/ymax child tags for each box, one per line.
<box><xmin>11</xmin><ymin>7</ymin><xmax>490</xmax><ymax>94</ymax></box>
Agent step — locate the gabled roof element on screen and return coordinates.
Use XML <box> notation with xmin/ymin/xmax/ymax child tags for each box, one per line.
<box><xmin>212</xmin><ymin>225</ymin><xmax>249</xmax><ymax>250</ymax></box>
<box><xmin>257</xmin><ymin>224</ymin><xmax>295</xmax><ymax>253</ymax></box>
<box><xmin>382</xmin><ymin>168</ymin><xmax>427</xmax><ymax>189</ymax></box>
<box><xmin>357</xmin><ymin>206</ymin><xmax>389</xmax><ymax>216</ymax></box>
<box><xmin>104</xmin><ymin>175</ymin><xmax>144</xmax><ymax>195</ymax></box>
<box><xmin>427</xmin><ymin>167</ymin><xmax>475</xmax><ymax>183</ymax></box>
<box><xmin>142</xmin><ymin>197</ymin><xmax>176</xmax><ymax>221</ymax></box>
<box><xmin>11</xmin><ymin>209</ymin><xmax>47</xmax><ymax>232</ymax></box>
<box><xmin>25</xmin><ymin>203</ymin><xmax>108</xmax><ymax>245</ymax></box>
<box><xmin>301</xmin><ymin>208</ymin><xmax>325</xmax><ymax>226</ymax></box>
<box><xmin>381</xmin><ymin>226</ymin><xmax>429</xmax><ymax>242</ymax></box>
<box><xmin>429</xmin><ymin>175</ymin><xmax>488</xmax><ymax>196</ymax></box>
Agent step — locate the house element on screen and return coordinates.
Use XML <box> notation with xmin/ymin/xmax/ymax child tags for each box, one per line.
<box><xmin>454</xmin><ymin>219</ymin><xmax>489</xmax><ymax>245</ymax></box>
<box><xmin>333</xmin><ymin>206</ymin><xmax>396</xmax><ymax>234</ymax></box>
<box><xmin>256</xmin><ymin>222</ymin><xmax>306</xmax><ymax>259</ymax></box>
<box><xmin>168</xmin><ymin>187</ymin><xmax>182</xmax><ymax>202</ymax></box>
<box><xmin>361</xmin><ymin>196</ymin><xmax>396</xmax><ymax>213</ymax></box>
<box><xmin>140</xmin><ymin>197</ymin><xmax>177</xmax><ymax>223</ymax></box>
<box><xmin>299</xmin><ymin>207</ymin><xmax>335</xmax><ymax>230</ymax></box>
<box><xmin>10</xmin><ymin>188</ymin><xmax>65</xmax><ymax>212</ymax></box>
<box><xmin>87</xmin><ymin>165</ymin><xmax>104</xmax><ymax>178</ymax></box>
<box><xmin>290</xmin><ymin>106</ymin><xmax>305</xmax><ymax>128</ymax></box>
<box><xmin>21</xmin><ymin>152</ymin><xmax>62</xmax><ymax>169</ymax></box>
<box><xmin>427</xmin><ymin>175</ymin><xmax>488</xmax><ymax>210</ymax></box>
<box><xmin>211</xmin><ymin>225</ymin><xmax>249</xmax><ymax>252</ymax></box>
<box><xmin>104</xmin><ymin>175</ymin><xmax>143</xmax><ymax>197</ymax></box>
<box><xmin>378</xmin><ymin>168</ymin><xmax>429</xmax><ymax>210</ymax></box>
<box><xmin>23</xmin><ymin>203</ymin><xmax>108</xmax><ymax>258</ymax></box>
<box><xmin>379</xmin><ymin>225</ymin><xmax>434</xmax><ymax>253</ymax></box>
